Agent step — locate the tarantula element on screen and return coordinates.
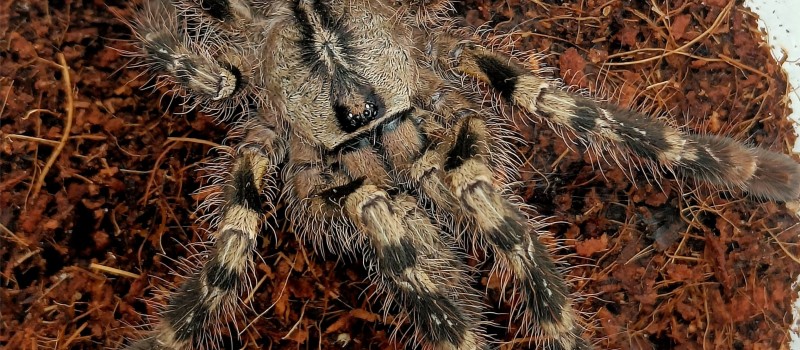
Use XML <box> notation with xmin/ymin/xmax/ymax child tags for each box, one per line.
<box><xmin>122</xmin><ymin>0</ymin><xmax>800</xmax><ymax>349</ymax></box>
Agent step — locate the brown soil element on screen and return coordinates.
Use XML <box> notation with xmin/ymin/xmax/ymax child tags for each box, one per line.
<box><xmin>2</xmin><ymin>0</ymin><xmax>799</xmax><ymax>349</ymax></box>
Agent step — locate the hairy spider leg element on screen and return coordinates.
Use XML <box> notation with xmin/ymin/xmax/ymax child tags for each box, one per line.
<box><xmin>381</xmin><ymin>91</ymin><xmax>590</xmax><ymax>349</ymax></box>
<box><xmin>125</xmin><ymin>2</ymin><xmax>284</xmax><ymax>348</ymax></box>
<box><xmin>129</xmin><ymin>0</ymin><xmax>259</xmax><ymax>122</ymax></box>
<box><xmin>284</xmin><ymin>133</ymin><xmax>489</xmax><ymax>350</ymax></box>
<box><xmin>125</xmin><ymin>120</ymin><xmax>285</xmax><ymax>350</ymax></box>
<box><xmin>430</xmin><ymin>35</ymin><xmax>800</xmax><ymax>202</ymax></box>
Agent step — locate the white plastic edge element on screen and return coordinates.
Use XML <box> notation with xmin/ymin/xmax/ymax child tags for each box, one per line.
<box><xmin>743</xmin><ymin>1</ymin><xmax>800</xmax><ymax>349</ymax></box>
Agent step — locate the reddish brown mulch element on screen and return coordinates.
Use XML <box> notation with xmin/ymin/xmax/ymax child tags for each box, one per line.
<box><xmin>2</xmin><ymin>0</ymin><xmax>799</xmax><ymax>349</ymax></box>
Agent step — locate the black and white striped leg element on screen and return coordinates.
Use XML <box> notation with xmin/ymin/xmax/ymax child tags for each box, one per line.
<box><xmin>429</xmin><ymin>35</ymin><xmax>800</xmax><ymax>202</ymax></box>
<box><xmin>284</xmin><ymin>135</ymin><xmax>487</xmax><ymax>350</ymax></box>
<box><xmin>125</xmin><ymin>120</ymin><xmax>284</xmax><ymax>350</ymax></box>
<box><xmin>345</xmin><ymin>185</ymin><xmax>487</xmax><ymax>350</ymax></box>
<box><xmin>127</xmin><ymin>0</ymin><xmax>260</xmax><ymax>125</ymax></box>
<box><xmin>130</xmin><ymin>0</ymin><xmax>245</xmax><ymax>101</ymax></box>
<box><xmin>383</xmin><ymin>105</ymin><xmax>590</xmax><ymax>349</ymax></box>
<box><xmin>450</xmin><ymin>120</ymin><xmax>586</xmax><ymax>350</ymax></box>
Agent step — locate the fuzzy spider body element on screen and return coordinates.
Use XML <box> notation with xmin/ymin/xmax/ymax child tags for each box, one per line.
<box><xmin>123</xmin><ymin>0</ymin><xmax>800</xmax><ymax>349</ymax></box>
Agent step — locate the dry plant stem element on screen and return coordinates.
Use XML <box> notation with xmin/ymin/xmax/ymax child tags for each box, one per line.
<box><xmin>0</xmin><ymin>223</ymin><xmax>32</xmax><ymax>247</ymax></box>
<box><xmin>30</xmin><ymin>52</ymin><xmax>74</xmax><ymax>200</ymax></box>
<box><xmin>0</xmin><ymin>80</ymin><xmax>13</xmax><ymax>118</ymax></box>
<box><xmin>140</xmin><ymin>135</ymin><xmax>186</xmax><ymax>205</ymax></box>
<box><xmin>5</xmin><ymin>133</ymin><xmax>60</xmax><ymax>146</ymax></box>
<box><xmin>766</xmin><ymin>223</ymin><xmax>800</xmax><ymax>265</ymax></box>
<box><xmin>88</xmin><ymin>263</ymin><xmax>141</xmax><ymax>279</ymax></box>
<box><xmin>603</xmin><ymin>0</ymin><xmax>733</xmax><ymax>66</ymax></box>
<box><xmin>166</xmin><ymin>136</ymin><xmax>224</xmax><ymax>149</ymax></box>
<box><xmin>59</xmin><ymin>322</ymin><xmax>88</xmax><ymax>350</ymax></box>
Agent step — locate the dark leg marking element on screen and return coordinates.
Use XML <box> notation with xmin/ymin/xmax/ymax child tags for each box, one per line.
<box><xmin>163</xmin><ymin>277</ymin><xmax>212</xmax><ymax>342</ymax></box>
<box><xmin>604</xmin><ymin>105</ymin><xmax>671</xmax><ymax>161</ymax></box>
<box><xmin>473</xmin><ymin>55</ymin><xmax>526</xmax><ymax>98</ymax></box>
<box><xmin>404</xmin><ymin>291</ymin><xmax>469</xmax><ymax>346</ymax></box>
<box><xmin>218</xmin><ymin>61</ymin><xmax>245</xmax><ymax>97</ymax></box>
<box><xmin>569</xmin><ymin>97</ymin><xmax>598</xmax><ymax>133</ymax></box>
<box><xmin>319</xmin><ymin>177</ymin><xmax>366</xmax><ymax>205</ymax></box>
<box><xmin>204</xmin><ymin>258</ymin><xmax>241</xmax><ymax>291</ymax></box>
<box><xmin>486</xmin><ymin>215</ymin><xmax>525</xmax><ymax>252</ymax></box>
<box><xmin>378</xmin><ymin>237</ymin><xmax>418</xmax><ymax>276</ymax></box>
<box><xmin>199</xmin><ymin>0</ymin><xmax>231</xmax><ymax>21</ymax></box>
<box><xmin>229</xmin><ymin>161</ymin><xmax>262</xmax><ymax>210</ymax></box>
<box><xmin>502</xmin><ymin>208</ymin><xmax>569</xmax><ymax>326</ymax></box>
<box><xmin>444</xmin><ymin>118</ymin><xmax>480</xmax><ymax>171</ymax></box>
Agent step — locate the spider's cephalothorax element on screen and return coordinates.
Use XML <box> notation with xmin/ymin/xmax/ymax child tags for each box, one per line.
<box><xmin>123</xmin><ymin>0</ymin><xmax>800</xmax><ymax>349</ymax></box>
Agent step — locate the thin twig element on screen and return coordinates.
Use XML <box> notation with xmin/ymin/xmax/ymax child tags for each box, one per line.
<box><xmin>5</xmin><ymin>134</ymin><xmax>60</xmax><ymax>146</ymax></box>
<box><xmin>166</xmin><ymin>136</ymin><xmax>224</xmax><ymax>149</ymax></box>
<box><xmin>58</xmin><ymin>322</ymin><xmax>87</xmax><ymax>350</ymax></box>
<box><xmin>23</xmin><ymin>108</ymin><xmax>60</xmax><ymax>120</ymax></box>
<box><xmin>30</xmin><ymin>53</ymin><xmax>74</xmax><ymax>199</ymax></box>
<box><xmin>89</xmin><ymin>263</ymin><xmax>141</xmax><ymax>279</ymax></box>
<box><xmin>0</xmin><ymin>80</ymin><xmax>13</xmax><ymax>119</ymax></box>
<box><xmin>281</xmin><ymin>300</ymin><xmax>310</xmax><ymax>340</ymax></box>
<box><xmin>603</xmin><ymin>1</ymin><xmax>733</xmax><ymax>67</ymax></box>
<box><xmin>766</xmin><ymin>223</ymin><xmax>800</xmax><ymax>265</ymax></box>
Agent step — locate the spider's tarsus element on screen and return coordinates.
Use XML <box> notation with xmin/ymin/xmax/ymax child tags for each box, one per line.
<box><xmin>746</xmin><ymin>147</ymin><xmax>800</xmax><ymax>201</ymax></box>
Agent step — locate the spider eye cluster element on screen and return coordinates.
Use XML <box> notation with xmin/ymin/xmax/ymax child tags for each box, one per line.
<box><xmin>335</xmin><ymin>101</ymin><xmax>381</xmax><ymax>132</ymax></box>
<box><xmin>349</xmin><ymin>102</ymin><xmax>378</xmax><ymax>121</ymax></box>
